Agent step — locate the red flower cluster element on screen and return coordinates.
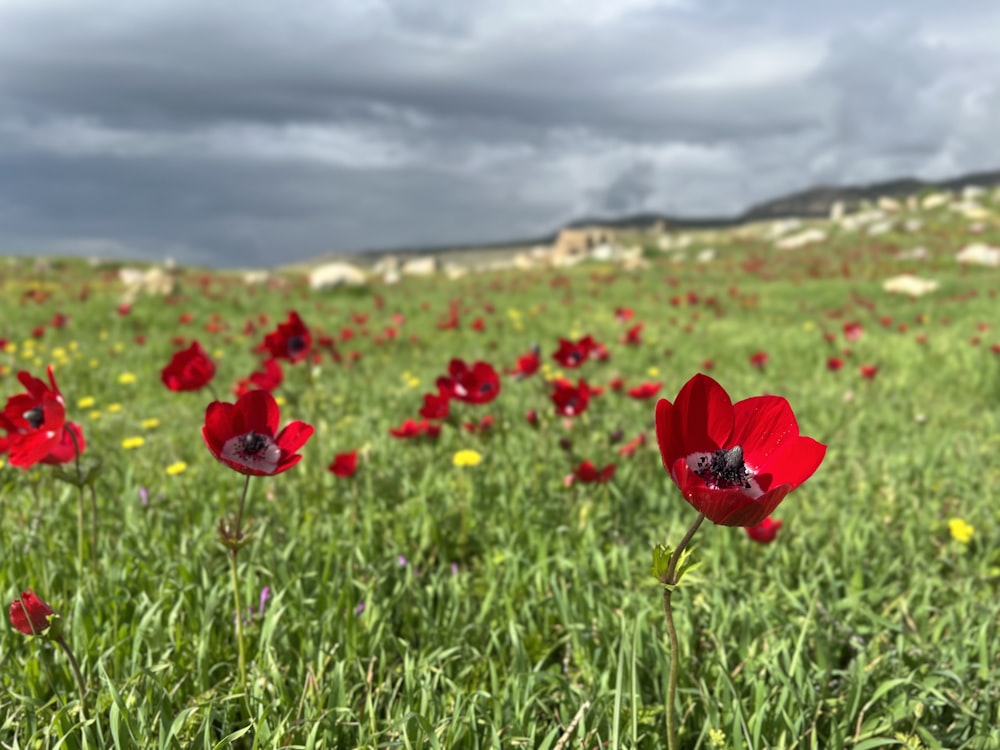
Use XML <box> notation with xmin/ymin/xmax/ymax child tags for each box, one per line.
<box><xmin>573</xmin><ymin>461</ymin><xmax>616</xmax><ymax>484</ymax></box>
<box><xmin>437</xmin><ymin>359</ymin><xmax>500</xmax><ymax>405</ymax></box>
<box><xmin>552</xmin><ymin>336</ymin><xmax>605</xmax><ymax>368</ymax></box>
<box><xmin>202</xmin><ymin>390</ymin><xmax>313</xmax><ymax>476</ymax></box>
<box><xmin>656</xmin><ymin>373</ymin><xmax>826</xmax><ymax>526</ymax></box>
<box><xmin>389</xmin><ymin>418</ymin><xmax>441</xmax><ymax>439</ymax></box>
<box><xmin>0</xmin><ymin>366</ymin><xmax>86</xmax><ymax>469</ymax></box>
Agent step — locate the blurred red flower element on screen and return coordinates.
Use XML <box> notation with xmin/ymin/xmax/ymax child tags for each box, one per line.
<box><xmin>161</xmin><ymin>341</ymin><xmax>216</xmax><ymax>391</ymax></box>
<box><xmin>419</xmin><ymin>388</ymin><xmax>451</xmax><ymax>420</ymax></box>
<box><xmin>859</xmin><ymin>364</ymin><xmax>879</xmax><ymax>379</ymax></box>
<box><xmin>552</xmin><ymin>336</ymin><xmax>600</xmax><ymax>368</ymax></box>
<box><xmin>202</xmin><ymin>390</ymin><xmax>313</xmax><ymax>476</ymax></box>
<box><xmin>627</xmin><ymin>381</ymin><xmax>662</xmax><ymax>400</ymax></box>
<box><xmin>551</xmin><ymin>378</ymin><xmax>591</xmax><ymax>417</ymax></box>
<box><xmin>655</xmin><ymin>373</ymin><xmax>826</xmax><ymax>527</ymax></box>
<box><xmin>573</xmin><ymin>461</ymin><xmax>616</xmax><ymax>484</ymax></box>
<box><xmin>749</xmin><ymin>351</ymin><xmax>769</xmax><ymax>369</ymax></box>
<box><xmin>745</xmin><ymin>516</ymin><xmax>783</xmax><ymax>543</ymax></box>
<box><xmin>262</xmin><ymin>311</ymin><xmax>311</xmax><ymax>363</ymax></box>
<box><xmin>437</xmin><ymin>359</ymin><xmax>500</xmax><ymax>405</ymax></box>
<box><xmin>827</xmin><ymin>357</ymin><xmax>844</xmax><ymax>372</ymax></box>
<box><xmin>508</xmin><ymin>346</ymin><xmax>541</xmax><ymax>378</ymax></box>
<box><xmin>620</xmin><ymin>323</ymin><xmax>643</xmax><ymax>345</ymax></box>
<box><xmin>9</xmin><ymin>590</ymin><xmax>55</xmax><ymax>635</ymax></box>
<box><xmin>328</xmin><ymin>450</ymin><xmax>358</xmax><ymax>478</ymax></box>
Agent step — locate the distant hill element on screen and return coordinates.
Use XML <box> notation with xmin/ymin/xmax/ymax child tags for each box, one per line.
<box><xmin>567</xmin><ymin>168</ymin><xmax>1000</xmax><ymax>231</ymax></box>
<box><xmin>298</xmin><ymin>167</ymin><xmax>1000</xmax><ymax>269</ymax></box>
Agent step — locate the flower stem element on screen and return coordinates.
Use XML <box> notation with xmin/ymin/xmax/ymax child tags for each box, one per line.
<box><xmin>662</xmin><ymin>512</ymin><xmax>706</xmax><ymax>750</ymax></box>
<box><xmin>67</xmin><ymin>428</ymin><xmax>88</xmax><ymax>575</ymax></box>
<box><xmin>53</xmin><ymin>633</ymin><xmax>87</xmax><ymax>719</ymax></box>
<box><xmin>230</xmin><ymin>474</ymin><xmax>252</xmax><ymax>699</ymax></box>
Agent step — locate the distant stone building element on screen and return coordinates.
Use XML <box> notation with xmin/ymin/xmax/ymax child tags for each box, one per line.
<box><xmin>551</xmin><ymin>226</ymin><xmax>615</xmax><ymax>265</ymax></box>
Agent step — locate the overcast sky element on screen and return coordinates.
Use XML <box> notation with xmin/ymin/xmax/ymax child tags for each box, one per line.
<box><xmin>1</xmin><ymin>1</ymin><xmax>999</xmax><ymax>268</ymax></box>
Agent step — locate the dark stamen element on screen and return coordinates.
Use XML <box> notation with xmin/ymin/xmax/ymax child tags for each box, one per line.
<box><xmin>287</xmin><ymin>335</ymin><xmax>306</xmax><ymax>357</ymax></box>
<box><xmin>698</xmin><ymin>445</ymin><xmax>749</xmax><ymax>489</ymax></box>
<box><xmin>241</xmin><ymin>431</ymin><xmax>268</xmax><ymax>458</ymax></box>
<box><xmin>22</xmin><ymin>407</ymin><xmax>44</xmax><ymax>429</ymax></box>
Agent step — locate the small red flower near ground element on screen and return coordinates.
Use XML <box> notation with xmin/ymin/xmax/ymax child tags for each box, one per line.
<box><xmin>419</xmin><ymin>388</ymin><xmax>451</xmax><ymax>420</ymax></box>
<box><xmin>827</xmin><ymin>357</ymin><xmax>844</xmax><ymax>372</ymax></box>
<box><xmin>389</xmin><ymin>418</ymin><xmax>433</xmax><ymax>439</ymax></box>
<box><xmin>574</xmin><ymin>461</ymin><xmax>616</xmax><ymax>483</ymax></box>
<box><xmin>655</xmin><ymin>373</ymin><xmax>826</xmax><ymax>527</ymax></box>
<box><xmin>745</xmin><ymin>516</ymin><xmax>783</xmax><ymax>543</ymax></box>
<box><xmin>262</xmin><ymin>311</ymin><xmax>311</xmax><ymax>363</ymax></box>
<box><xmin>749</xmin><ymin>351</ymin><xmax>769</xmax><ymax>369</ymax></box>
<box><xmin>161</xmin><ymin>341</ymin><xmax>216</xmax><ymax>391</ymax></box>
<box><xmin>620</xmin><ymin>323</ymin><xmax>643</xmax><ymax>345</ymax></box>
<box><xmin>9</xmin><ymin>590</ymin><xmax>55</xmax><ymax>635</ymax></box>
<box><xmin>202</xmin><ymin>390</ymin><xmax>314</xmax><ymax>476</ymax></box>
<box><xmin>552</xmin><ymin>337</ymin><xmax>594</xmax><ymax>368</ymax></box>
<box><xmin>328</xmin><ymin>450</ymin><xmax>358</xmax><ymax>478</ymax></box>
<box><xmin>859</xmin><ymin>364</ymin><xmax>879</xmax><ymax>379</ymax></box>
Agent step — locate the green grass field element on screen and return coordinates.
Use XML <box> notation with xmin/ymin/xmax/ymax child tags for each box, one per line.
<box><xmin>1</xmin><ymin>213</ymin><xmax>998</xmax><ymax>749</ymax></box>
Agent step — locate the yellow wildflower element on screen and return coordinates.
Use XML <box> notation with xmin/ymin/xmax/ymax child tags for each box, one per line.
<box><xmin>112</xmin><ymin>342</ymin><xmax>125</xmax><ymax>353</ymax></box>
<box><xmin>107</xmin><ymin>403</ymin><xmax>122</xmax><ymax>413</ymax></box>
<box><xmin>165</xmin><ymin>461</ymin><xmax>187</xmax><ymax>476</ymax></box>
<box><xmin>117</xmin><ymin>372</ymin><xmax>136</xmax><ymax>385</ymax></box>
<box><xmin>453</xmin><ymin>449</ymin><xmax>482</xmax><ymax>467</ymax></box>
<box><xmin>275</xmin><ymin>396</ymin><xmax>286</xmax><ymax>406</ymax></box>
<box><xmin>647</xmin><ymin>366</ymin><xmax>660</xmax><ymax>377</ymax></box>
<box><xmin>89</xmin><ymin>411</ymin><xmax>101</xmax><ymax>420</ymax></box>
<box><xmin>948</xmin><ymin>518</ymin><xmax>974</xmax><ymax>544</ymax></box>
<box><xmin>141</xmin><ymin>418</ymin><xmax>160</xmax><ymax>430</ymax></box>
<box><xmin>121</xmin><ymin>436</ymin><xmax>145</xmax><ymax>450</ymax></box>
<box><xmin>77</xmin><ymin>396</ymin><xmax>96</xmax><ymax>409</ymax></box>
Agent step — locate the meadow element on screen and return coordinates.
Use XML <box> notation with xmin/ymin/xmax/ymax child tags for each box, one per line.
<box><xmin>0</xmin><ymin>212</ymin><xmax>998</xmax><ymax>749</ymax></box>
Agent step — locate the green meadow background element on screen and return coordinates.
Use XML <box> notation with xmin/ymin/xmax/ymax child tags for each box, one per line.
<box><xmin>0</xmin><ymin>214</ymin><xmax>998</xmax><ymax>749</ymax></box>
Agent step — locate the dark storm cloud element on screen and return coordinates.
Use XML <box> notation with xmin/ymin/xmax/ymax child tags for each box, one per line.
<box><xmin>0</xmin><ymin>0</ymin><xmax>998</xmax><ymax>267</ymax></box>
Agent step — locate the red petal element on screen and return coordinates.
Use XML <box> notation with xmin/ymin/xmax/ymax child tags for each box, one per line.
<box><xmin>729</xmin><ymin>395</ymin><xmax>799</xmax><ymax>465</ymax></box>
<box><xmin>275</xmin><ymin>420</ymin><xmax>314</xmax><ymax>454</ymax></box>
<box><xmin>655</xmin><ymin>398</ymin><xmax>677</xmax><ymax>468</ymax></box>
<box><xmin>672</xmin><ymin>458</ymin><xmax>791</xmax><ymax>526</ymax></box>
<box><xmin>203</xmin><ymin>401</ymin><xmax>235</xmax><ymax>451</ymax></box>
<box><xmin>754</xmin><ymin>436</ymin><xmax>827</xmax><ymax>490</ymax></box>
<box><xmin>234</xmin><ymin>390</ymin><xmax>280</xmax><ymax>436</ymax></box>
<box><xmin>671</xmin><ymin>374</ymin><xmax>734</xmax><ymax>455</ymax></box>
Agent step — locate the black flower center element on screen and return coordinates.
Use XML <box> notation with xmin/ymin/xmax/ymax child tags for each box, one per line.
<box><xmin>22</xmin><ymin>407</ymin><xmax>44</xmax><ymax>429</ymax></box>
<box><xmin>695</xmin><ymin>445</ymin><xmax>751</xmax><ymax>489</ymax></box>
<box><xmin>287</xmin><ymin>335</ymin><xmax>307</xmax><ymax>357</ymax></box>
<box><xmin>478</xmin><ymin>382</ymin><xmax>494</xmax><ymax>394</ymax></box>
<box><xmin>240</xmin><ymin>431</ymin><xmax>269</xmax><ymax>458</ymax></box>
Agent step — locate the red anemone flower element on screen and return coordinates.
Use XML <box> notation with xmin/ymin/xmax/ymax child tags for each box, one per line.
<box><xmin>859</xmin><ymin>364</ymin><xmax>879</xmax><ymax>379</ymax></box>
<box><xmin>161</xmin><ymin>341</ymin><xmax>216</xmax><ymax>391</ymax></box>
<box><xmin>749</xmin><ymin>351</ymin><xmax>769</xmax><ymax>369</ymax></box>
<box><xmin>508</xmin><ymin>346</ymin><xmax>541</xmax><ymax>378</ymax></box>
<box><xmin>620</xmin><ymin>323</ymin><xmax>643</xmax><ymax>345</ymax></box>
<box><xmin>437</xmin><ymin>359</ymin><xmax>500</xmax><ymax>405</ymax></box>
<box><xmin>827</xmin><ymin>357</ymin><xmax>844</xmax><ymax>372</ymax></box>
<box><xmin>0</xmin><ymin>366</ymin><xmax>85</xmax><ymax>469</ymax></box>
<box><xmin>419</xmin><ymin>388</ymin><xmax>451</xmax><ymax>420</ymax></box>
<box><xmin>573</xmin><ymin>461</ymin><xmax>616</xmax><ymax>484</ymax></box>
<box><xmin>552</xmin><ymin>337</ymin><xmax>593</xmax><ymax>368</ymax></box>
<box><xmin>389</xmin><ymin>418</ymin><xmax>431</xmax><ymax>439</ymax></box>
<box><xmin>9</xmin><ymin>590</ymin><xmax>56</xmax><ymax>635</ymax></box>
<box><xmin>262</xmin><ymin>311</ymin><xmax>312</xmax><ymax>363</ymax></box>
<box><xmin>328</xmin><ymin>450</ymin><xmax>359</xmax><ymax>478</ymax></box>
<box><xmin>202</xmin><ymin>390</ymin><xmax>314</xmax><ymax>476</ymax></box>
<box><xmin>551</xmin><ymin>378</ymin><xmax>591</xmax><ymax>417</ymax></box>
<box><xmin>627</xmin><ymin>381</ymin><xmax>662</xmax><ymax>400</ymax></box>
<box><xmin>655</xmin><ymin>373</ymin><xmax>826</xmax><ymax>527</ymax></box>
<box><xmin>745</xmin><ymin>516</ymin><xmax>783</xmax><ymax>543</ymax></box>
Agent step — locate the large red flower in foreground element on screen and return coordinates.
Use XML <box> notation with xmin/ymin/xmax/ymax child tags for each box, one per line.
<box><xmin>655</xmin><ymin>373</ymin><xmax>826</xmax><ymax>527</ymax></box>
<box><xmin>0</xmin><ymin>366</ymin><xmax>86</xmax><ymax>469</ymax></box>
<box><xmin>161</xmin><ymin>341</ymin><xmax>216</xmax><ymax>391</ymax></box>
<box><xmin>202</xmin><ymin>390</ymin><xmax>314</xmax><ymax>476</ymax></box>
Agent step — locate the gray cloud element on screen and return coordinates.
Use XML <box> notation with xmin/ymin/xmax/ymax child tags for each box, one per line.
<box><xmin>0</xmin><ymin>0</ymin><xmax>998</xmax><ymax>267</ymax></box>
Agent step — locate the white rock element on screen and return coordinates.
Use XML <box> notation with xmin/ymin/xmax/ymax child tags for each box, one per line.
<box><xmin>897</xmin><ymin>246</ymin><xmax>928</xmax><ymax>261</ymax></box>
<box><xmin>766</xmin><ymin>219</ymin><xmax>803</xmax><ymax>240</ymax></box>
<box><xmin>776</xmin><ymin>228</ymin><xmax>827</xmax><ymax>250</ymax></box>
<box><xmin>308</xmin><ymin>262</ymin><xmax>367</xmax><ymax>290</ymax></box>
<box><xmin>921</xmin><ymin>192</ymin><xmax>951</xmax><ymax>210</ymax></box>
<box><xmin>867</xmin><ymin>220</ymin><xmax>894</xmax><ymax>236</ymax></box>
<box><xmin>838</xmin><ymin>209</ymin><xmax>886</xmax><ymax>232</ymax></box>
<box><xmin>962</xmin><ymin>185</ymin><xmax>986</xmax><ymax>201</ymax></box>
<box><xmin>882</xmin><ymin>274</ymin><xmax>939</xmax><ymax>296</ymax></box>
<box><xmin>443</xmin><ymin>263</ymin><xmax>467</xmax><ymax>280</ymax></box>
<box><xmin>956</xmin><ymin>243</ymin><xmax>1000</xmax><ymax>267</ymax></box>
<box><xmin>243</xmin><ymin>271</ymin><xmax>270</xmax><ymax>285</ymax></box>
<box><xmin>401</xmin><ymin>256</ymin><xmax>438</xmax><ymax>276</ymax></box>
<box><xmin>903</xmin><ymin>219</ymin><xmax>923</xmax><ymax>233</ymax></box>
<box><xmin>696</xmin><ymin>248</ymin><xmax>717</xmax><ymax>263</ymax></box>
<box><xmin>877</xmin><ymin>196</ymin><xmax>902</xmax><ymax>212</ymax></box>
<box><xmin>829</xmin><ymin>200</ymin><xmax>845</xmax><ymax>221</ymax></box>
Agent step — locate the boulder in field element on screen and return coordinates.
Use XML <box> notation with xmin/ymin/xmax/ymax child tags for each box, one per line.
<box><xmin>308</xmin><ymin>262</ymin><xmax>367</xmax><ymax>290</ymax></box>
